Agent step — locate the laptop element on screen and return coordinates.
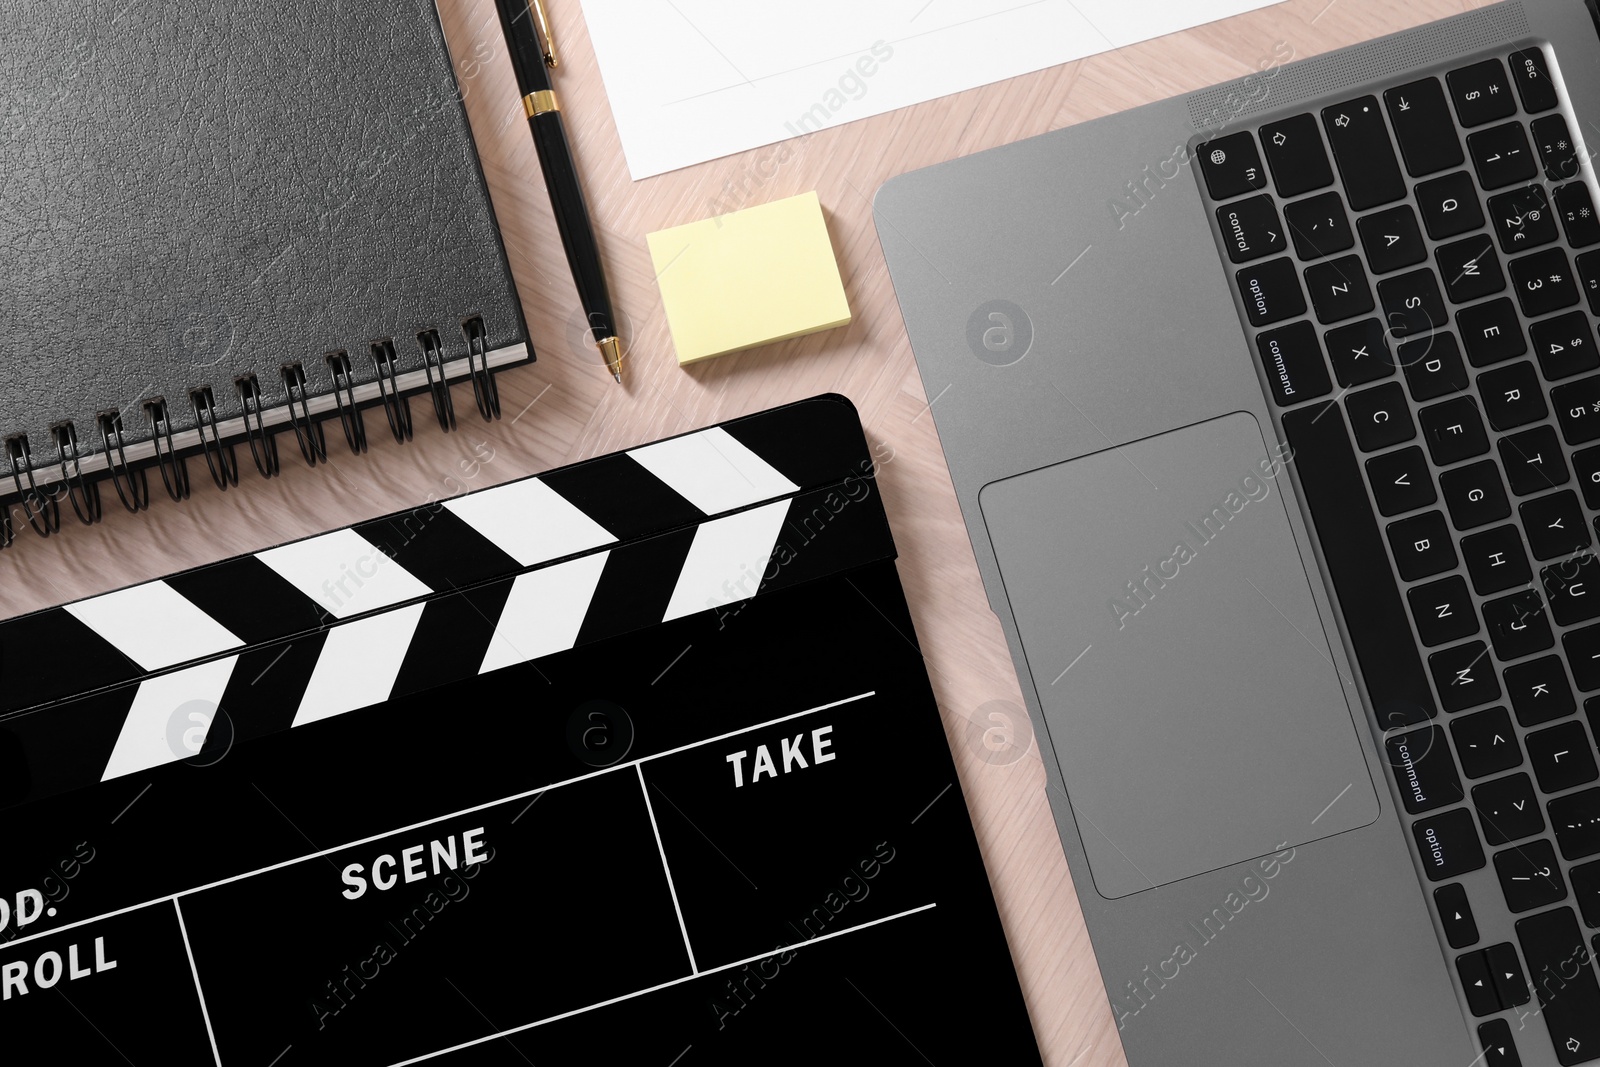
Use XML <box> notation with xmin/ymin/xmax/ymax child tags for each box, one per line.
<box><xmin>877</xmin><ymin>2</ymin><xmax>1600</xmax><ymax>1065</ymax></box>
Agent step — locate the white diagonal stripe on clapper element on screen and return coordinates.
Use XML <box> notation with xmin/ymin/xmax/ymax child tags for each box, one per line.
<box><xmin>258</xmin><ymin>528</ymin><xmax>431</xmax><ymax>620</ymax></box>
<box><xmin>628</xmin><ymin>427</ymin><xmax>799</xmax><ymax>515</ymax></box>
<box><xmin>662</xmin><ymin>500</ymin><xmax>790</xmax><ymax>622</ymax></box>
<box><xmin>101</xmin><ymin>657</ymin><xmax>239</xmax><ymax>782</ymax></box>
<box><xmin>445</xmin><ymin>477</ymin><xmax>616</xmax><ymax>566</ymax></box>
<box><xmin>292</xmin><ymin>604</ymin><xmax>426</xmax><ymax>728</ymax></box>
<box><xmin>66</xmin><ymin>581</ymin><xmax>242</xmax><ymax>671</ymax></box>
<box><xmin>480</xmin><ymin>553</ymin><xmax>610</xmax><ymax>675</ymax></box>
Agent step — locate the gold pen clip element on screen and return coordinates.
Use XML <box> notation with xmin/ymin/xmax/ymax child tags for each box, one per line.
<box><xmin>529</xmin><ymin>0</ymin><xmax>558</xmax><ymax>69</ymax></box>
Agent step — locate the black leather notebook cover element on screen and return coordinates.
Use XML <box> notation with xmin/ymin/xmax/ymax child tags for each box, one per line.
<box><xmin>0</xmin><ymin>0</ymin><xmax>527</xmax><ymax>513</ymax></box>
<box><xmin>0</xmin><ymin>395</ymin><xmax>1042</xmax><ymax>1063</ymax></box>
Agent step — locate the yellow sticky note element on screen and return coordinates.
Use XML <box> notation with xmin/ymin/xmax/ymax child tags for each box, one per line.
<box><xmin>647</xmin><ymin>191</ymin><xmax>851</xmax><ymax>365</ymax></box>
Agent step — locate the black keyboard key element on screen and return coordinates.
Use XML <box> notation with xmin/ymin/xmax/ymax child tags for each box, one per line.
<box><xmin>1553</xmin><ymin>789</ymin><xmax>1600</xmax><ymax>861</ymax></box>
<box><xmin>1197</xmin><ymin>131</ymin><xmax>1267</xmax><ymax>200</ymax></box>
<box><xmin>1580</xmin><ymin>251</ymin><xmax>1600</xmax><ymax>315</ymax></box>
<box><xmin>1259</xmin><ymin>113</ymin><xmax>1333</xmax><ymax>197</ymax></box>
<box><xmin>1304</xmin><ymin>255</ymin><xmax>1374</xmax><ymax>323</ymax></box>
<box><xmin>1347</xmin><ymin>382</ymin><xmax>1416</xmax><ymax>450</ymax></box>
<box><xmin>1480</xmin><ymin>1020</ymin><xmax>1525</xmax><ymax>1067</ymax></box>
<box><xmin>1437</xmin><ymin>882</ymin><xmax>1481</xmax><ymax>947</ymax></box>
<box><xmin>1453</xmin><ymin>706</ymin><xmax>1522</xmax><ymax>777</ymax></box>
<box><xmin>1555</xmin><ymin>375</ymin><xmax>1600</xmax><ymax>445</ymax></box>
<box><xmin>1322</xmin><ymin>97</ymin><xmax>1406</xmax><ymax>210</ymax></box>
<box><xmin>1388</xmin><ymin>724</ymin><xmax>1465</xmax><ymax>812</ymax></box>
<box><xmin>1501</xmin><ymin>425</ymin><xmax>1571</xmax><ymax>495</ymax></box>
<box><xmin>1479</xmin><ymin>361</ymin><xmax>1547</xmax><ymax>430</ymax></box>
<box><xmin>1410</xmin><ymin>575</ymin><xmax>1480</xmax><ymax>646</ymax></box>
<box><xmin>1496</xmin><ymin>838</ymin><xmax>1568</xmax><ymax>911</ymax></box>
<box><xmin>1385</xmin><ymin>77</ymin><xmax>1465</xmax><ymax>176</ymax></box>
<box><xmin>1433</xmin><ymin>642</ymin><xmax>1502</xmax><ymax>713</ymax></box>
<box><xmin>1475</xmin><ymin>772</ymin><xmax>1545</xmax><ymax>843</ymax></box>
<box><xmin>1458</xmin><ymin>948</ymin><xmax>1503</xmax><ymax>1016</ymax></box>
<box><xmin>1380</xmin><ymin>269</ymin><xmax>1448</xmax><ymax>336</ymax></box>
<box><xmin>1283</xmin><ymin>402</ymin><xmax>1438</xmax><ymax>728</ymax></box>
<box><xmin>1458</xmin><ymin>298</ymin><xmax>1528</xmax><ymax>367</ymax></box>
<box><xmin>1555</xmin><ymin>181</ymin><xmax>1600</xmax><ymax>248</ymax></box>
<box><xmin>1488</xmin><ymin>184</ymin><xmax>1559</xmax><ymax>253</ymax></box>
<box><xmin>1516</xmin><ymin>907</ymin><xmax>1600</xmax><ymax>1064</ymax></box>
<box><xmin>1572</xmin><ymin>859</ymin><xmax>1600</xmax><ymax>925</ymax></box>
<box><xmin>1283</xmin><ymin>190</ymin><xmax>1353</xmax><ymax>259</ymax></box>
<box><xmin>1442</xmin><ymin>460</ymin><xmax>1511</xmax><ymax>530</ymax></box>
<box><xmin>1255</xmin><ymin>321</ymin><xmax>1330</xmax><ymax>406</ymax></box>
<box><xmin>1509</xmin><ymin>47</ymin><xmax>1558</xmax><ymax>113</ymax></box>
<box><xmin>1450</xmin><ymin>59</ymin><xmax>1518</xmax><ymax>127</ymax></box>
<box><xmin>1470</xmin><ymin>122</ymin><xmax>1539</xmax><ymax>189</ymax></box>
<box><xmin>1522</xmin><ymin>490</ymin><xmax>1590</xmax><ymax>559</ymax></box>
<box><xmin>1529</xmin><ymin>722</ymin><xmax>1599</xmax><ymax>795</ymax></box>
<box><xmin>1532</xmin><ymin>311</ymin><xmax>1600</xmax><ymax>380</ymax></box>
<box><xmin>1507</xmin><ymin>655</ymin><xmax>1577</xmax><ymax>726</ymax></box>
<box><xmin>1236</xmin><ymin>257</ymin><xmax>1305</xmax><ymax>327</ymax></box>
<box><xmin>1438</xmin><ymin>233</ymin><xmax>1507</xmax><ymax>304</ymax></box>
<box><xmin>1483</xmin><ymin>590</ymin><xmax>1554</xmax><ymax>660</ymax></box>
<box><xmin>1532</xmin><ymin>113</ymin><xmax>1581</xmax><ymax>182</ymax></box>
<box><xmin>1580</xmin><ymin>446</ymin><xmax>1600</xmax><ymax>509</ymax></box>
<box><xmin>1463</xmin><ymin>524</ymin><xmax>1532</xmax><ymax>594</ymax></box>
<box><xmin>1400</xmin><ymin>332</ymin><xmax>1468</xmax><ymax>401</ymax></box>
<box><xmin>1488</xmin><ymin>940</ymin><xmax>1532</xmax><ymax>1007</ymax></box>
<box><xmin>1566</xmin><ymin>623</ymin><xmax>1600</xmax><ymax>691</ymax></box>
<box><xmin>1217</xmin><ymin>194</ymin><xmax>1286</xmax><ymax>263</ymax></box>
<box><xmin>1420</xmin><ymin>396</ymin><xmax>1490</xmax><ymax>465</ymax></box>
<box><xmin>1510</xmin><ymin>246</ymin><xmax>1580</xmax><ymax>317</ymax></box>
<box><xmin>1359</xmin><ymin>204</ymin><xmax>1427</xmax><ymax>274</ymax></box>
<box><xmin>1417</xmin><ymin>171</ymin><xmax>1486</xmax><ymax>239</ymax></box>
<box><xmin>1327</xmin><ymin>318</ymin><xmax>1394</xmax><ymax>386</ymax></box>
<box><xmin>1387</xmin><ymin>510</ymin><xmax>1458</xmax><ymax>580</ymax></box>
<box><xmin>1367</xmin><ymin>445</ymin><xmax>1435</xmax><ymax>515</ymax></box>
<box><xmin>1415</xmin><ymin>807</ymin><xmax>1486</xmax><ymax>879</ymax></box>
<box><xmin>1545</xmin><ymin>554</ymin><xmax>1600</xmax><ymax>625</ymax></box>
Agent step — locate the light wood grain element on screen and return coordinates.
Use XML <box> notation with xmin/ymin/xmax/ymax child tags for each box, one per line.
<box><xmin>0</xmin><ymin>1</ymin><xmax>1496</xmax><ymax>1060</ymax></box>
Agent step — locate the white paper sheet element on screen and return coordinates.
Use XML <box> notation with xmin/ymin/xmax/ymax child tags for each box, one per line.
<box><xmin>579</xmin><ymin>0</ymin><xmax>1282</xmax><ymax>180</ymax></box>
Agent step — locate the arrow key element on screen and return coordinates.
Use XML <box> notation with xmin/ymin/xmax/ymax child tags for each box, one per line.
<box><xmin>1488</xmin><ymin>940</ymin><xmax>1532</xmax><ymax>1007</ymax></box>
<box><xmin>1478</xmin><ymin>1019</ymin><xmax>1525</xmax><ymax>1067</ymax></box>
<box><xmin>1457</xmin><ymin>947</ymin><xmax>1503</xmax><ymax>1015</ymax></box>
<box><xmin>1435</xmin><ymin>882</ymin><xmax>1481</xmax><ymax>947</ymax></box>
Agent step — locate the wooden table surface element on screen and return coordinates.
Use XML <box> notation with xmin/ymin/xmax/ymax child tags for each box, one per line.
<box><xmin>0</xmin><ymin>0</ymin><xmax>1496</xmax><ymax>1061</ymax></box>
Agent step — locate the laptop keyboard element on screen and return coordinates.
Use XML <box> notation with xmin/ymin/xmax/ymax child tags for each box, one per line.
<box><xmin>1203</xmin><ymin>46</ymin><xmax>1600</xmax><ymax>1066</ymax></box>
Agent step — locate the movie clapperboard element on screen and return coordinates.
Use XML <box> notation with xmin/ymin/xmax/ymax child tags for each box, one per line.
<box><xmin>0</xmin><ymin>394</ymin><xmax>1041</xmax><ymax>1065</ymax></box>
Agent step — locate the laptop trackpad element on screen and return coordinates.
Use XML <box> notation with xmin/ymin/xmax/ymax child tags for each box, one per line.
<box><xmin>981</xmin><ymin>412</ymin><xmax>1379</xmax><ymax>898</ymax></box>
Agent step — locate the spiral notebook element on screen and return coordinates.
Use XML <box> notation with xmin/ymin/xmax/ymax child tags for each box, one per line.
<box><xmin>0</xmin><ymin>395</ymin><xmax>1041</xmax><ymax>1064</ymax></box>
<box><xmin>0</xmin><ymin>0</ymin><xmax>529</xmax><ymax>543</ymax></box>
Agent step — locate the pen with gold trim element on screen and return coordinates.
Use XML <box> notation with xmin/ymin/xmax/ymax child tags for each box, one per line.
<box><xmin>493</xmin><ymin>0</ymin><xmax>624</xmax><ymax>382</ymax></box>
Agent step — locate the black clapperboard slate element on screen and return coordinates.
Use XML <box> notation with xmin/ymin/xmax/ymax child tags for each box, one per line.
<box><xmin>0</xmin><ymin>395</ymin><xmax>1041</xmax><ymax>1065</ymax></box>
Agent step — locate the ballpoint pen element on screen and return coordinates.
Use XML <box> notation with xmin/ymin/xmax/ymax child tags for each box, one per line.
<box><xmin>493</xmin><ymin>0</ymin><xmax>624</xmax><ymax>383</ymax></box>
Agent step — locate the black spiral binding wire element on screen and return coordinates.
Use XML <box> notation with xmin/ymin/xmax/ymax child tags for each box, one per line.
<box><xmin>53</xmin><ymin>422</ymin><xmax>102</xmax><ymax>525</ymax></box>
<box><xmin>145</xmin><ymin>399</ymin><xmax>191</xmax><ymax>502</ymax></box>
<box><xmin>6</xmin><ymin>435</ymin><xmax>60</xmax><ymax>538</ymax></box>
<box><xmin>370</xmin><ymin>339</ymin><xmax>414</xmax><ymax>444</ymax></box>
<box><xmin>462</xmin><ymin>316</ymin><xmax>501</xmax><ymax>421</ymax></box>
<box><xmin>236</xmin><ymin>374</ymin><xmax>281</xmax><ymax>479</ymax></box>
<box><xmin>188</xmin><ymin>387</ymin><xmax>239</xmax><ymax>491</ymax></box>
<box><xmin>280</xmin><ymin>363</ymin><xmax>327</xmax><ymax>468</ymax></box>
<box><xmin>0</xmin><ymin>321</ymin><xmax>511</xmax><ymax>549</ymax></box>
<box><xmin>97</xmin><ymin>412</ymin><xmax>148</xmax><ymax>514</ymax></box>
<box><xmin>418</xmin><ymin>329</ymin><xmax>458</xmax><ymax>433</ymax></box>
<box><xmin>326</xmin><ymin>350</ymin><xmax>368</xmax><ymax>455</ymax></box>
